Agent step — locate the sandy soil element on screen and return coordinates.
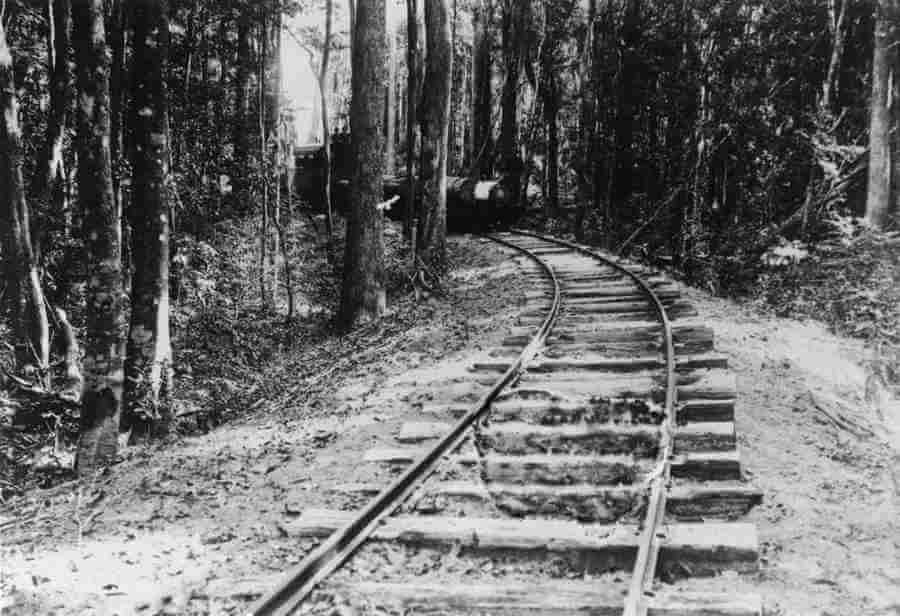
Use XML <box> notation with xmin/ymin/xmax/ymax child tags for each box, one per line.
<box><xmin>684</xmin><ymin>287</ymin><xmax>900</xmax><ymax>616</ymax></box>
<box><xmin>2</xmin><ymin>240</ymin><xmax>899</xmax><ymax>615</ymax></box>
<box><xmin>0</xmin><ymin>235</ymin><xmax>534</xmax><ymax>615</ymax></box>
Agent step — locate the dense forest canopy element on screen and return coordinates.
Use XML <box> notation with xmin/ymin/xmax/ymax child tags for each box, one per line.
<box><xmin>0</xmin><ymin>0</ymin><xmax>898</xmax><ymax>475</ymax></box>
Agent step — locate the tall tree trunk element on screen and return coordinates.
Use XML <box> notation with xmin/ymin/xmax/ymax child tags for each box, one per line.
<box><xmin>0</xmin><ymin>20</ymin><xmax>51</xmax><ymax>379</ymax></box>
<box><xmin>267</xmin><ymin>5</ymin><xmax>281</xmax><ymax>303</ymax></box>
<box><xmin>471</xmin><ymin>0</ymin><xmax>492</xmax><ymax>178</ymax></box>
<box><xmin>417</xmin><ymin>0</ymin><xmax>452</xmax><ymax>272</ymax></box>
<box><xmin>385</xmin><ymin>1</ymin><xmax>397</xmax><ymax>174</ymax></box>
<box><xmin>339</xmin><ymin>0</ymin><xmax>387</xmax><ymax>328</ymax></box>
<box><xmin>321</xmin><ymin>0</ymin><xmax>334</xmax><ymax>238</ymax></box>
<box><xmin>123</xmin><ymin>0</ymin><xmax>173</xmax><ymax>439</ymax></box>
<box><xmin>610</xmin><ymin>0</ymin><xmax>639</xmax><ymax>226</ymax></box>
<box><xmin>73</xmin><ymin>0</ymin><xmax>126</xmax><ymax>475</ymax></box>
<box><xmin>498</xmin><ymin>0</ymin><xmax>520</xmax><ymax>180</ymax></box>
<box><xmin>540</xmin><ymin>1</ymin><xmax>559</xmax><ymax>218</ymax></box>
<box><xmin>574</xmin><ymin>0</ymin><xmax>595</xmax><ymax>239</ymax></box>
<box><xmin>109</xmin><ymin>0</ymin><xmax>126</xmax><ymax>276</ymax></box>
<box><xmin>259</xmin><ymin>12</ymin><xmax>273</xmax><ymax>310</ymax></box>
<box><xmin>34</xmin><ymin>0</ymin><xmax>71</xmax><ymax>225</ymax></box>
<box><xmin>348</xmin><ymin>0</ymin><xmax>356</xmax><ymax>63</ymax></box>
<box><xmin>800</xmin><ymin>0</ymin><xmax>850</xmax><ymax>235</ymax></box>
<box><xmin>233</xmin><ymin>4</ymin><xmax>252</xmax><ymax>207</ymax></box>
<box><xmin>865</xmin><ymin>0</ymin><xmax>898</xmax><ymax>229</ymax></box>
<box><xmin>821</xmin><ymin>0</ymin><xmax>849</xmax><ymax>114</ymax></box>
<box><xmin>405</xmin><ymin>0</ymin><xmax>418</xmax><ymax>238</ymax></box>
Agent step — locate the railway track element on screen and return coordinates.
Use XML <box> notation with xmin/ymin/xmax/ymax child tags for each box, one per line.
<box><xmin>250</xmin><ymin>231</ymin><xmax>763</xmax><ymax>615</ymax></box>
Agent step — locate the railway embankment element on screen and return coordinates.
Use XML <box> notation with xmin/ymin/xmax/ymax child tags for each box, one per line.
<box><xmin>2</xmin><ymin>224</ymin><xmax>898</xmax><ymax>615</ymax></box>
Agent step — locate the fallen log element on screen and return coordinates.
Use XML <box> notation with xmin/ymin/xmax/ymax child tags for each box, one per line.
<box><xmin>381</xmin><ymin>174</ymin><xmax>519</xmax><ymax>228</ymax></box>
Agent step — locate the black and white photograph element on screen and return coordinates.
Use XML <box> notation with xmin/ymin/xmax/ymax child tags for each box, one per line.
<box><xmin>1</xmin><ymin>0</ymin><xmax>899</xmax><ymax>613</ymax></box>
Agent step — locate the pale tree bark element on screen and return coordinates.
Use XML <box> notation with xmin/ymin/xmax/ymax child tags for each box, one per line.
<box><xmin>800</xmin><ymin>0</ymin><xmax>849</xmax><ymax>234</ymax></box>
<box><xmin>321</xmin><ymin>0</ymin><xmax>334</xmax><ymax>238</ymax></box>
<box><xmin>259</xmin><ymin>10</ymin><xmax>273</xmax><ymax>310</ymax></box>
<box><xmin>109</xmin><ymin>0</ymin><xmax>126</xmax><ymax>276</ymax></box>
<box><xmin>269</xmin><ymin>6</ymin><xmax>281</xmax><ymax>304</ymax></box>
<box><xmin>233</xmin><ymin>3</ymin><xmax>253</xmax><ymax>205</ymax></box>
<box><xmin>405</xmin><ymin>0</ymin><xmax>418</xmax><ymax>238</ymax></box>
<box><xmin>0</xmin><ymin>20</ymin><xmax>51</xmax><ymax>379</ymax></box>
<box><xmin>348</xmin><ymin>0</ymin><xmax>356</xmax><ymax>63</ymax></box>
<box><xmin>866</xmin><ymin>0</ymin><xmax>899</xmax><ymax>229</ymax></box>
<box><xmin>821</xmin><ymin>0</ymin><xmax>849</xmax><ymax>114</ymax></box>
<box><xmin>34</xmin><ymin>0</ymin><xmax>71</xmax><ymax>225</ymax></box>
<box><xmin>123</xmin><ymin>0</ymin><xmax>173</xmax><ymax>439</ymax></box>
<box><xmin>340</xmin><ymin>0</ymin><xmax>387</xmax><ymax>328</ymax></box>
<box><xmin>385</xmin><ymin>0</ymin><xmax>397</xmax><ymax>174</ymax></box>
<box><xmin>73</xmin><ymin>0</ymin><xmax>127</xmax><ymax>475</ymax></box>
<box><xmin>417</xmin><ymin>0</ymin><xmax>452</xmax><ymax>272</ymax></box>
<box><xmin>471</xmin><ymin>0</ymin><xmax>492</xmax><ymax>178</ymax></box>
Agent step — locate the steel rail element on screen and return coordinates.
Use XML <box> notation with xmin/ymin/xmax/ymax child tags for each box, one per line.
<box><xmin>248</xmin><ymin>235</ymin><xmax>562</xmax><ymax>616</ymax></box>
<box><xmin>507</xmin><ymin>229</ymin><xmax>677</xmax><ymax>616</ymax></box>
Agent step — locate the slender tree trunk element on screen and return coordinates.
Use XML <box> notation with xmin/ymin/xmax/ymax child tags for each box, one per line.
<box><xmin>73</xmin><ymin>0</ymin><xmax>126</xmax><ymax>475</ymax></box>
<box><xmin>540</xmin><ymin>2</ymin><xmax>559</xmax><ymax>218</ymax></box>
<box><xmin>822</xmin><ymin>0</ymin><xmax>849</xmax><ymax>114</ymax></box>
<box><xmin>405</xmin><ymin>0</ymin><xmax>418</xmax><ymax>238</ymax></box>
<box><xmin>268</xmin><ymin>7</ymin><xmax>281</xmax><ymax>303</ymax></box>
<box><xmin>34</xmin><ymin>0</ymin><xmax>71</xmax><ymax>223</ymax></box>
<box><xmin>321</xmin><ymin>0</ymin><xmax>334</xmax><ymax>238</ymax></box>
<box><xmin>339</xmin><ymin>0</ymin><xmax>387</xmax><ymax>328</ymax></box>
<box><xmin>610</xmin><ymin>0</ymin><xmax>639</xmax><ymax>226</ymax></box>
<box><xmin>109</xmin><ymin>0</ymin><xmax>126</xmax><ymax>275</ymax></box>
<box><xmin>385</xmin><ymin>1</ymin><xmax>397</xmax><ymax>174</ymax></box>
<box><xmin>259</xmin><ymin>12</ymin><xmax>273</xmax><ymax>310</ymax></box>
<box><xmin>348</xmin><ymin>0</ymin><xmax>356</xmax><ymax>63</ymax></box>
<box><xmin>0</xmin><ymin>20</ymin><xmax>51</xmax><ymax>379</ymax></box>
<box><xmin>800</xmin><ymin>0</ymin><xmax>850</xmax><ymax>235</ymax></box>
<box><xmin>233</xmin><ymin>5</ymin><xmax>252</xmax><ymax>207</ymax></box>
<box><xmin>543</xmin><ymin>80</ymin><xmax>559</xmax><ymax>218</ymax></box>
<box><xmin>498</xmin><ymin>0</ymin><xmax>520</xmax><ymax>181</ymax></box>
<box><xmin>282</xmin><ymin>142</ymin><xmax>296</xmax><ymax>318</ymax></box>
<box><xmin>865</xmin><ymin>0</ymin><xmax>898</xmax><ymax>229</ymax></box>
<box><xmin>123</xmin><ymin>0</ymin><xmax>173</xmax><ymax>439</ymax></box>
<box><xmin>471</xmin><ymin>0</ymin><xmax>492</xmax><ymax>179</ymax></box>
<box><xmin>417</xmin><ymin>0</ymin><xmax>452</xmax><ymax>272</ymax></box>
<box><xmin>574</xmin><ymin>0</ymin><xmax>596</xmax><ymax>239</ymax></box>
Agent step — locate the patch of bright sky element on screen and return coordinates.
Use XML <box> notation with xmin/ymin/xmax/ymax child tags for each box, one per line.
<box><xmin>281</xmin><ymin>1</ymin><xmax>402</xmax><ymax>146</ymax></box>
<box><xmin>281</xmin><ymin>5</ymin><xmax>352</xmax><ymax>146</ymax></box>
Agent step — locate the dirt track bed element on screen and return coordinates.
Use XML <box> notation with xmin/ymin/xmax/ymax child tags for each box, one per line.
<box><xmin>684</xmin><ymin>288</ymin><xmax>900</xmax><ymax>616</ymax></box>
<box><xmin>0</xmin><ymin>234</ymin><xmax>533</xmax><ymax>615</ymax></box>
<box><xmin>2</xmin><ymin>236</ymin><xmax>898</xmax><ymax>616</ymax></box>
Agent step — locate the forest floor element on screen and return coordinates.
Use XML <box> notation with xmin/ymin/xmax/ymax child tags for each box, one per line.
<box><xmin>2</xmin><ymin>218</ymin><xmax>899</xmax><ymax>615</ymax></box>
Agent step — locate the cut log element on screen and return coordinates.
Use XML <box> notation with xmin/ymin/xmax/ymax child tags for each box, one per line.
<box><xmin>321</xmin><ymin>580</ymin><xmax>762</xmax><ymax>616</ymax></box>
<box><xmin>332</xmin><ymin>480</ymin><xmax>762</xmax><ymax>522</ymax></box>
<box><xmin>382</xmin><ymin>174</ymin><xmax>517</xmax><ymax>228</ymax></box>
<box><xmin>286</xmin><ymin>509</ymin><xmax>758</xmax><ymax>575</ymax></box>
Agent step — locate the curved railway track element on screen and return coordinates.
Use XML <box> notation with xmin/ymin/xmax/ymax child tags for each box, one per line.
<box><xmin>250</xmin><ymin>231</ymin><xmax>763</xmax><ymax>616</ymax></box>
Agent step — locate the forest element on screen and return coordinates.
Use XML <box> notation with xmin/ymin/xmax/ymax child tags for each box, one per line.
<box><xmin>1</xmin><ymin>0</ymin><xmax>899</xmax><ymax>484</ymax></box>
